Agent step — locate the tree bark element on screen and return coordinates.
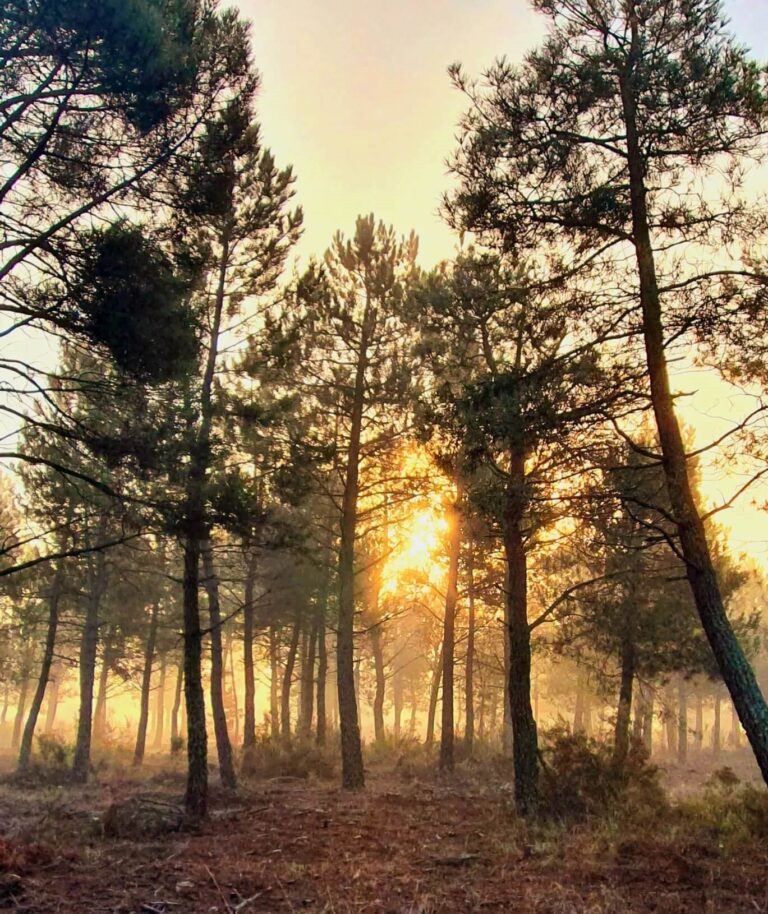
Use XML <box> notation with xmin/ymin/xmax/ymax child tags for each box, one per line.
<box><xmin>620</xmin><ymin>29</ymin><xmax>768</xmax><ymax>786</ymax></box>
<box><xmin>93</xmin><ymin>629</ymin><xmax>114</xmax><ymax>744</ymax></box>
<box><xmin>11</xmin><ymin>674</ymin><xmax>30</xmax><ymax>750</ymax></box>
<box><xmin>713</xmin><ymin>693</ymin><xmax>721</xmax><ymax>754</ymax></box>
<box><xmin>152</xmin><ymin>654</ymin><xmax>167</xmax><ymax>750</ymax></box>
<box><xmin>202</xmin><ymin>540</ymin><xmax>237</xmax><ymax>790</ymax></box>
<box><xmin>18</xmin><ymin>560</ymin><xmax>64</xmax><ymax>769</ymax></box>
<box><xmin>242</xmin><ymin>548</ymin><xmax>258</xmax><ymax>751</ymax></box>
<box><xmin>316</xmin><ymin>607</ymin><xmax>327</xmax><ymax>747</ymax></box>
<box><xmin>281</xmin><ymin>612</ymin><xmax>302</xmax><ymax>744</ymax></box>
<box><xmin>465</xmin><ymin>542</ymin><xmax>476</xmax><ymax>752</ymax></box>
<box><xmin>370</xmin><ymin>624</ymin><xmax>386</xmax><ymax>743</ymax></box>
<box><xmin>182</xmin><ymin>535</ymin><xmax>207</xmax><ymax>819</ymax></box>
<box><xmin>269</xmin><ymin>624</ymin><xmax>280</xmax><ymax>740</ymax></box>
<box><xmin>299</xmin><ymin>618</ymin><xmax>317</xmax><ymax>740</ymax></box>
<box><xmin>678</xmin><ymin>677</ymin><xmax>688</xmax><ymax>764</ymax></box>
<box><xmin>133</xmin><ymin>601</ymin><xmax>159</xmax><ymax>766</ymax></box>
<box><xmin>44</xmin><ymin>662</ymin><xmax>61</xmax><ymax>734</ymax></box>
<box><xmin>425</xmin><ymin>646</ymin><xmax>443</xmax><ymax>748</ymax></box>
<box><xmin>170</xmin><ymin>659</ymin><xmax>183</xmax><ymax>748</ymax></box>
<box><xmin>439</xmin><ymin>488</ymin><xmax>462</xmax><ymax>773</ymax></box>
<box><xmin>503</xmin><ymin>450</ymin><xmax>538</xmax><ymax>816</ymax></box>
<box><xmin>72</xmin><ymin>522</ymin><xmax>107</xmax><ymax>783</ymax></box>
<box><xmin>613</xmin><ymin>632</ymin><xmax>636</xmax><ymax>766</ymax></box>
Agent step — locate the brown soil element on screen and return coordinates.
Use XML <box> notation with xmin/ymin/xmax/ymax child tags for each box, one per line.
<box><xmin>0</xmin><ymin>768</ymin><xmax>766</xmax><ymax>914</ymax></box>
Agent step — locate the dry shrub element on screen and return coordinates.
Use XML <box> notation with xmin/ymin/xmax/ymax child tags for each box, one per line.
<box><xmin>678</xmin><ymin>767</ymin><xmax>768</xmax><ymax>850</ymax></box>
<box><xmin>538</xmin><ymin>728</ymin><xmax>667</xmax><ymax>823</ymax></box>
<box><xmin>240</xmin><ymin>735</ymin><xmax>336</xmax><ymax>781</ymax></box>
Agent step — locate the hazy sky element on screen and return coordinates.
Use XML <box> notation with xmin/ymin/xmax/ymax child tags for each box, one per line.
<box><xmin>235</xmin><ymin>0</ymin><xmax>768</xmax><ymax>565</ymax></box>
<box><xmin>238</xmin><ymin>0</ymin><xmax>768</xmax><ymax>267</ymax></box>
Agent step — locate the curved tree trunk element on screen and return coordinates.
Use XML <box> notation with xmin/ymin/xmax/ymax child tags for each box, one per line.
<box><xmin>18</xmin><ymin>560</ymin><xmax>64</xmax><ymax>769</ymax></box>
<box><xmin>133</xmin><ymin>602</ymin><xmax>159</xmax><ymax>766</ymax></box>
<box><xmin>202</xmin><ymin>540</ymin><xmax>237</xmax><ymax>790</ymax></box>
<box><xmin>620</xmin><ymin>45</ymin><xmax>768</xmax><ymax>785</ymax></box>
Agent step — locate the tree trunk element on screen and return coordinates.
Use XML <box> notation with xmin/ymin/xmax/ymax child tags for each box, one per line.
<box><xmin>664</xmin><ymin>682</ymin><xmax>678</xmax><ymax>756</ymax></box>
<box><xmin>574</xmin><ymin>668</ymin><xmax>586</xmax><ymax>735</ymax></box>
<box><xmin>182</xmin><ymin>535</ymin><xmax>208</xmax><ymax>819</ymax></box>
<box><xmin>11</xmin><ymin>674</ymin><xmax>30</xmax><ymax>750</ymax></box>
<box><xmin>201</xmin><ymin>540</ymin><xmax>237</xmax><ymax>790</ymax></box>
<box><xmin>93</xmin><ymin>630</ymin><xmax>114</xmax><ymax>745</ymax></box>
<box><xmin>299</xmin><ymin>619</ymin><xmax>317</xmax><ymax>740</ymax></box>
<box><xmin>152</xmin><ymin>654</ymin><xmax>167</xmax><ymax>750</ymax></box>
<box><xmin>439</xmin><ymin>488</ymin><xmax>462</xmax><ymax>773</ymax></box>
<box><xmin>713</xmin><ymin>693</ymin><xmax>721</xmax><ymax>754</ymax></box>
<box><xmin>425</xmin><ymin>646</ymin><xmax>443</xmax><ymax>747</ymax></box>
<box><xmin>44</xmin><ymin>663</ymin><xmax>61</xmax><ymax>734</ymax></box>
<box><xmin>465</xmin><ymin>542</ymin><xmax>476</xmax><ymax>752</ymax></box>
<box><xmin>171</xmin><ymin>659</ymin><xmax>183</xmax><ymax>747</ymax></box>
<box><xmin>503</xmin><ymin>450</ymin><xmax>538</xmax><ymax>816</ymax></box>
<box><xmin>18</xmin><ymin>560</ymin><xmax>64</xmax><ymax>769</ymax></box>
<box><xmin>370</xmin><ymin>624</ymin><xmax>386</xmax><ymax>743</ymax></box>
<box><xmin>269</xmin><ymin>624</ymin><xmax>280</xmax><ymax>740</ymax></box>
<box><xmin>393</xmin><ymin>664</ymin><xmax>404</xmax><ymax>741</ymax></box>
<box><xmin>642</xmin><ymin>686</ymin><xmax>654</xmax><ymax>755</ymax></box>
<box><xmin>620</xmin><ymin>43</ymin><xmax>768</xmax><ymax>786</ymax></box>
<box><xmin>316</xmin><ymin>608</ymin><xmax>327</xmax><ymax>747</ymax></box>
<box><xmin>227</xmin><ymin>632</ymin><xmax>239</xmax><ymax>742</ymax></box>
<box><xmin>133</xmin><ymin>602</ymin><xmax>159</xmax><ymax>766</ymax></box>
<box><xmin>281</xmin><ymin>613</ymin><xmax>302</xmax><ymax>744</ymax></box>
<box><xmin>695</xmin><ymin>692</ymin><xmax>704</xmax><ymax>751</ymax></box>
<box><xmin>72</xmin><ymin>524</ymin><xmax>107</xmax><ymax>783</ymax></box>
<box><xmin>613</xmin><ymin>632</ymin><xmax>636</xmax><ymax>766</ymax></box>
<box><xmin>242</xmin><ymin>549</ymin><xmax>257</xmax><ymax>751</ymax></box>
<box><xmin>730</xmin><ymin>701</ymin><xmax>742</xmax><ymax>748</ymax></box>
<box><xmin>678</xmin><ymin>677</ymin><xmax>688</xmax><ymax>764</ymax></box>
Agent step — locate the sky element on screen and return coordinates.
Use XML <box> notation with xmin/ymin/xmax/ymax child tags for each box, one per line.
<box><xmin>235</xmin><ymin>0</ymin><xmax>768</xmax><ymax>568</ymax></box>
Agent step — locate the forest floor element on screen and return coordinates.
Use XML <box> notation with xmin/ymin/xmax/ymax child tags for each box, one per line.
<box><xmin>0</xmin><ymin>755</ymin><xmax>766</xmax><ymax>914</ymax></box>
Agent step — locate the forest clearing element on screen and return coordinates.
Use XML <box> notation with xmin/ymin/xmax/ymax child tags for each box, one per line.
<box><xmin>3</xmin><ymin>0</ymin><xmax>768</xmax><ymax>910</ymax></box>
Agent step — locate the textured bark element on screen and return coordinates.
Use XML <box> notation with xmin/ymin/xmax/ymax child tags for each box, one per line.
<box><xmin>18</xmin><ymin>560</ymin><xmax>64</xmax><ymax>769</ymax></box>
<box><xmin>183</xmin><ymin>536</ymin><xmax>207</xmax><ymax>818</ymax></box>
<box><xmin>281</xmin><ymin>613</ymin><xmax>302</xmax><ymax>743</ymax></box>
<box><xmin>620</xmin><ymin>28</ymin><xmax>768</xmax><ymax>785</ymax></box>
<box><xmin>299</xmin><ymin>619</ymin><xmax>317</xmax><ymax>739</ymax></box>
<box><xmin>133</xmin><ymin>602</ymin><xmax>159</xmax><ymax>766</ymax></box>
<box><xmin>72</xmin><ymin>526</ymin><xmax>107</xmax><ymax>783</ymax></box>
<box><xmin>202</xmin><ymin>540</ymin><xmax>236</xmax><ymax>790</ymax></box>
<box><xmin>503</xmin><ymin>450</ymin><xmax>538</xmax><ymax>816</ymax></box>
<box><xmin>242</xmin><ymin>549</ymin><xmax>258</xmax><ymax>750</ymax></box>
<box><xmin>439</xmin><ymin>490</ymin><xmax>461</xmax><ymax>773</ymax></box>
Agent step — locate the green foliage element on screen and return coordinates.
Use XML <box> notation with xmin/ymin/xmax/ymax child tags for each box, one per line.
<box><xmin>70</xmin><ymin>222</ymin><xmax>199</xmax><ymax>383</ymax></box>
<box><xmin>240</xmin><ymin>734</ymin><xmax>336</xmax><ymax>781</ymax></box>
<box><xmin>539</xmin><ymin>728</ymin><xmax>667</xmax><ymax>823</ymax></box>
<box><xmin>679</xmin><ymin>770</ymin><xmax>768</xmax><ymax>851</ymax></box>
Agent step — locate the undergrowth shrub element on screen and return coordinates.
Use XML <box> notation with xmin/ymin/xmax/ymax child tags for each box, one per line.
<box><xmin>538</xmin><ymin>728</ymin><xmax>667</xmax><ymax>823</ymax></box>
<box><xmin>677</xmin><ymin>767</ymin><xmax>768</xmax><ymax>850</ymax></box>
<box><xmin>240</xmin><ymin>733</ymin><xmax>336</xmax><ymax>780</ymax></box>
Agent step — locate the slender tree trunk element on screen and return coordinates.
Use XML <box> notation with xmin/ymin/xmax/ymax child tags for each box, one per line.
<box><xmin>202</xmin><ymin>540</ymin><xmax>236</xmax><ymax>790</ymax></box>
<box><xmin>316</xmin><ymin>608</ymin><xmax>327</xmax><ymax>747</ymax></box>
<box><xmin>133</xmin><ymin>602</ymin><xmax>159</xmax><ymax>766</ymax></box>
<box><xmin>182</xmin><ymin>535</ymin><xmax>207</xmax><ymax>819</ymax></box>
<box><xmin>269</xmin><ymin>625</ymin><xmax>280</xmax><ymax>740</ymax></box>
<box><xmin>713</xmin><ymin>693</ymin><xmax>722</xmax><ymax>754</ymax></box>
<box><xmin>18</xmin><ymin>561</ymin><xmax>64</xmax><ymax>769</ymax></box>
<box><xmin>11</xmin><ymin>673</ymin><xmax>30</xmax><ymax>750</ymax></box>
<box><xmin>336</xmin><ymin>302</ymin><xmax>373</xmax><ymax>790</ymax></box>
<box><xmin>642</xmin><ymin>687</ymin><xmax>654</xmax><ymax>755</ymax></box>
<box><xmin>678</xmin><ymin>677</ymin><xmax>689</xmax><ymax>764</ymax></box>
<box><xmin>664</xmin><ymin>682</ymin><xmax>678</xmax><ymax>756</ymax></box>
<box><xmin>171</xmin><ymin>659</ymin><xmax>183</xmax><ymax>747</ymax></box>
<box><xmin>613</xmin><ymin>631</ymin><xmax>636</xmax><ymax>766</ymax></box>
<box><xmin>281</xmin><ymin>613</ymin><xmax>302</xmax><ymax>744</ymax></box>
<box><xmin>409</xmin><ymin>684</ymin><xmax>418</xmax><ymax>736</ymax></box>
<box><xmin>242</xmin><ymin>549</ymin><xmax>257</xmax><ymax>751</ymax></box>
<box><xmin>44</xmin><ymin>663</ymin><xmax>61</xmax><ymax>734</ymax></box>
<box><xmin>370</xmin><ymin>624</ymin><xmax>386</xmax><ymax>743</ymax></box>
<box><xmin>2</xmin><ymin>683</ymin><xmax>10</xmax><ymax>726</ymax></box>
<box><xmin>440</xmin><ymin>488</ymin><xmax>462</xmax><ymax>773</ymax></box>
<box><xmin>425</xmin><ymin>646</ymin><xmax>443</xmax><ymax>747</ymax></box>
<box><xmin>227</xmin><ymin>632</ymin><xmax>239</xmax><ymax>742</ymax></box>
<box><xmin>93</xmin><ymin>630</ymin><xmax>114</xmax><ymax>745</ymax></box>
<box><xmin>299</xmin><ymin>619</ymin><xmax>317</xmax><ymax>740</ymax></box>
<box><xmin>503</xmin><ymin>450</ymin><xmax>538</xmax><ymax>816</ymax></box>
<box><xmin>393</xmin><ymin>665</ymin><xmax>404</xmax><ymax>741</ymax></box>
<box><xmin>620</xmin><ymin>42</ymin><xmax>768</xmax><ymax>786</ymax></box>
<box><xmin>730</xmin><ymin>701</ymin><xmax>742</xmax><ymax>748</ymax></box>
<box><xmin>574</xmin><ymin>668</ymin><xmax>586</xmax><ymax>734</ymax></box>
<box><xmin>465</xmin><ymin>543</ymin><xmax>476</xmax><ymax>752</ymax></box>
<box><xmin>152</xmin><ymin>654</ymin><xmax>167</xmax><ymax>750</ymax></box>
<box><xmin>72</xmin><ymin>526</ymin><xmax>107</xmax><ymax>783</ymax></box>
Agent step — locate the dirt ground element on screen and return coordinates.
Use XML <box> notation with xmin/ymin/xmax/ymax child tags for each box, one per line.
<box><xmin>0</xmin><ymin>763</ymin><xmax>767</xmax><ymax>914</ymax></box>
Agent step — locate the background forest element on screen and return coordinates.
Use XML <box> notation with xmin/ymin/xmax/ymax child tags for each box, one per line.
<box><xmin>3</xmin><ymin>1</ymin><xmax>768</xmax><ymax>911</ymax></box>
